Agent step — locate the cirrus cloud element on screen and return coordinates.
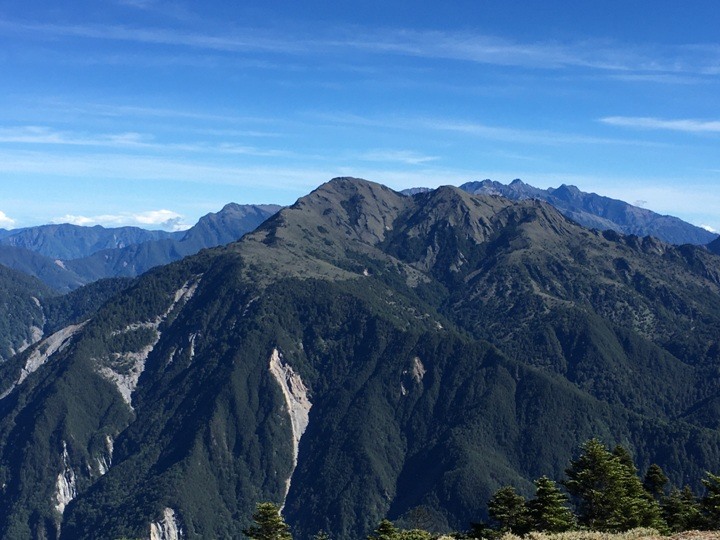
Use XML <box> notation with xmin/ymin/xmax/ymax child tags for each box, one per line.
<box><xmin>599</xmin><ymin>116</ymin><xmax>720</xmax><ymax>133</ymax></box>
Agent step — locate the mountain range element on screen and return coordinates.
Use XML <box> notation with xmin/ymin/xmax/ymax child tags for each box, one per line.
<box><xmin>1</xmin><ymin>181</ymin><xmax>716</xmax><ymax>296</ymax></box>
<box><xmin>0</xmin><ymin>178</ymin><xmax>719</xmax><ymax>539</ymax></box>
<box><xmin>457</xmin><ymin>179</ymin><xmax>717</xmax><ymax>245</ymax></box>
<box><xmin>0</xmin><ymin>203</ymin><xmax>280</xmax><ymax>292</ymax></box>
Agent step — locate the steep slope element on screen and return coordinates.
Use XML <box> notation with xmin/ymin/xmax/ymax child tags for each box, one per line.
<box><xmin>178</xmin><ymin>203</ymin><xmax>282</xmax><ymax>251</ymax></box>
<box><xmin>1</xmin><ymin>178</ymin><xmax>720</xmax><ymax>539</ymax></box>
<box><xmin>460</xmin><ymin>179</ymin><xmax>717</xmax><ymax>245</ymax></box>
<box><xmin>0</xmin><ymin>245</ymin><xmax>86</xmax><ymax>292</ymax></box>
<box><xmin>709</xmin><ymin>236</ymin><xmax>720</xmax><ymax>255</ymax></box>
<box><xmin>0</xmin><ymin>264</ymin><xmax>133</xmax><ymax>362</ymax></box>
<box><xmin>0</xmin><ymin>265</ymin><xmax>54</xmax><ymax>361</ymax></box>
<box><xmin>384</xmin><ymin>187</ymin><xmax>720</xmax><ymax>421</ymax></box>
<box><xmin>63</xmin><ymin>204</ymin><xmax>281</xmax><ymax>285</ymax></box>
<box><xmin>0</xmin><ymin>204</ymin><xmax>280</xmax><ymax>290</ymax></box>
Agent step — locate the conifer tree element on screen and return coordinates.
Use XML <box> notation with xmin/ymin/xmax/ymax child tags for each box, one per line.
<box><xmin>701</xmin><ymin>471</ymin><xmax>720</xmax><ymax>528</ymax></box>
<box><xmin>612</xmin><ymin>445</ymin><xmax>635</xmax><ymax>469</ymax></box>
<box><xmin>614</xmin><ymin>447</ymin><xmax>666</xmax><ymax>531</ymax></box>
<box><xmin>243</xmin><ymin>502</ymin><xmax>293</xmax><ymax>540</ymax></box>
<box><xmin>527</xmin><ymin>476</ymin><xmax>575</xmax><ymax>532</ymax></box>
<box><xmin>368</xmin><ymin>519</ymin><xmax>400</xmax><ymax>540</ymax></box>
<box><xmin>398</xmin><ymin>529</ymin><xmax>432</xmax><ymax>540</ymax></box>
<box><xmin>662</xmin><ymin>486</ymin><xmax>702</xmax><ymax>532</ymax></box>
<box><xmin>488</xmin><ymin>486</ymin><xmax>529</xmax><ymax>534</ymax></box>
<box><xmin>565</xmin><ymin>439</ymin><xmax>626</xmax><ymax>530</ymax></box>
<box><xmin>643</xmin><ymin>464</ymin><xmax>669</xmax><ymax>499</ymax></box>
<box><xmin>564</xmin><ymin>438</ymin><xmax>665</xmax><ymax>531</ymax></box>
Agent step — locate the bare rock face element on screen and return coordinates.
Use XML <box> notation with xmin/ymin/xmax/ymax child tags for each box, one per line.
<box><xmin>150</xmin><ymin>508</ymin><xmax>183</xmax><ymax>540</ymax></box>
<box><xmin>54</xmin><ymin>442</ymin><xmax>76</xmax><ymax>515</ymax></box>
<box><xmin>269</xmin><ymin>348</ymin><xmax>312</xmax><ymax>502</ymax></box>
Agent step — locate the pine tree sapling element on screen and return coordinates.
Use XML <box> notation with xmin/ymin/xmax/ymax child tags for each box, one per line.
<box><xmin>488</xmin><ymin>486</ymin><xmax>529</xmax><ymax>534</ymax></box>
<box><xmin>243</xmin><ymin>502</ymin><xmax>293</xmax><ymax>540</ymax></box>
<box><xmin>527</xmin><ymin>476</ymin><xmax>575</xmax><ymax>532</ymax></box>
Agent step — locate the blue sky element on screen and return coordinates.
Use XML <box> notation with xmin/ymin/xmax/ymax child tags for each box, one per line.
<box><xmin>1</xmin><ymin>0</ymin><xmax>719</xmax><ymax>233</ymax></box>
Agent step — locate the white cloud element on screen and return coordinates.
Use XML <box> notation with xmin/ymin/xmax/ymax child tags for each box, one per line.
<box><xmin>133</xmin><ymin>209</ymin><xmax>186</xmax><ymax>230</ymax></box>
<box><xmin>0</xmin><ymin>210</ymin><xmax>15</xmax><ymax>228</ymax></box>
<box><xmin>0</xmin><ymin>126</ymin><xmax>154</xmax><ymax>147</ymax></box>
<box><xmin>700</xmin><ymin>225</ymin><xmax>717</xmax><ymax>233</ymax></box>
<box><xmin>54</xmin><ymin>210</ymin><xmax>189</xmax><ymax>231</ymax></box>
<box><xmin>311</xmin><ymin>111</ymin><xmax>664</xmax><ymax>148</ymax></box>
<box><xmin>358</xmin><ymin>150</ymin><xmax>439</xmax><ymax>165</ymax></box>
<box><xmin>600</xmin><ymin>116</ymin><xmax>720</xmax><ymax>133</ymax></box>
<box><xmin>5</xmin><ymin>19</ymin><xmax>720</xmax><ymax>76</ymax></box>
<box><xmin>0</xmin><ymin>125</ymin><xmax>299</xmax><ymax>157</ymax></box>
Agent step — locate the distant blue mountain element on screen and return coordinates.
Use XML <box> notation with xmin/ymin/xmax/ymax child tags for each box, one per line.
<box><xmin>0</xmin><ymin>224</ymin><xmax>180</xmax><ymax>259</ymax></box>
<box><xmin>0</xmin><ymin>203</ymin><xmax>281</xmax><ymax>291</ymax></box>
<box><xmin>458</xmin><ymin>179</ymin><xmax>717</xmax><ymax>246</ymax></box>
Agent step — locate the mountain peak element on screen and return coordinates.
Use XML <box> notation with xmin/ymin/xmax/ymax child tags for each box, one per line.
<box><xmin>552</xmin><ymin>184</ymin><xmax>582</xmax><ymax>196</ymax></box>
<box><xmin>457</xmin><ymin>179</ymin><xmax>715</xmax><ymax>245</ymax></box>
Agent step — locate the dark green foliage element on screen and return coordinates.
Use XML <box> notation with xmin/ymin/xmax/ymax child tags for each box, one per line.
<box><xmin>2</xmin><ymin>179</ymin><xmax>720</xmax><ymax>540</ymax></box>
<box><xmin>0</xmin><ymin>264</ymin><xmax>55</xmax><ymax>361</ymax></box>
<box><xmin>527</xmin><ymin>476</ymin><xmax>575</xmax><ymax>532</ymax></box>
<box><xmin>367</xmin><ymin>519</ymin><xmax>432</xmax><ymax>540</ymax></box>
<box><xmin>662</xmin><ymin>486</ymin><xmax>702</xmax><ymax>532</ymax></box>
<box><xmin>564</xmin><ymin>439</ymin><xmax>665</xmax><ymax>532</ymax></box>
<box><xmin>243</xmin><ymin>502</ymin><xmax>292</xmax><ymax>540</ymax></box>
<box><xmin>701</xmin><ymin>472</ymin><xmax>720</xmax><ymax>529</ymax></box>
<box><xmin>487</xmin><ymin>487</ymin><xmax>529</xmax><ymax>534</ymax></box>
<box><xmin>42</xmin><ymin>277</ymin><xmax>134</xmax><ymax>333</ymax></box>
<box><xmin>368</xmin><ymin>519</ymin><xmax>400</xmax><ymax>540</ymax></box>
<box><xmin>643</xmin><ymin>464</ymin><xmax>669</xmax><ymax>498</ymax></box>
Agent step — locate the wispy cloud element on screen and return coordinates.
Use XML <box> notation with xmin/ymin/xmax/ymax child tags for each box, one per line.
<box><xmin>0</xmin><ymin>210</ymin><xmax>15</xmax><ymax>228</ymax></box>
<box><xmin>311</xmin><ymin>111</ymin><xmax>665</xmax><ymax>147</ymax></box>
<box><xmin>0</xmin><ymin>126</ymin><xmax>153</xmax><ymax>147</ymax></box>
<box><xmin>700</xmin><ymin>224</ymin><xmax>717</xmax><ymax>233</ymax></box>
<box><xmin>600</xmin><ymin>116</ymin><xmax>720</xmax><ymax>133</ymax></box>
<box><xmin>0</xmin><ymin>126</ymin><xmax>299</xmax><ymax>157</ymax></box>
<box><xmin>4</xmin><ymin>19</ymin><xmax>720</xmax><ymax>76</ymax></box>
<box><xmin>357</xmin><ymin>150</ymin><xmax>439</xmax><ymax>165</ymax></box>
<box><xmin>54</xmin><ymin>209</ymin><xmax>188</xmax><ymax>230</ymax></box>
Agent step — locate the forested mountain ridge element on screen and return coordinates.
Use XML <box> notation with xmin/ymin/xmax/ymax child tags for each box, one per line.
<box><xmin>1</xmin><ymin>178</ymin><xmax>720</xmax><ymax>539</ymax></box>
<box><xmin>0</xmin><ymin>264</ymin><xmax>133</xmax><ymax>362</ymax></box>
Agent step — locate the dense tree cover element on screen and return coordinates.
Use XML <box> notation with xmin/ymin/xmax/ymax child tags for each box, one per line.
<box><xmin>0</xmin><ymin>264</ymin><xmax>54</xmax><ymax>360</ymax></box>
<box><xmin>321</xmin><ymin>439</ymin><xmax>720</xmax><ymax>540</ymax></box>
<box><xmin>4</xmin><ymin>179</ymin><xmax>720</xmax><ymax>539</ymax></box>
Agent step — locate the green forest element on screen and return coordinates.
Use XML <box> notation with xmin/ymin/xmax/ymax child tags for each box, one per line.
<box><xmin>246</xmin><ymin>439</ymin><xmax>720</xmax><ymax>540</ymax></box>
